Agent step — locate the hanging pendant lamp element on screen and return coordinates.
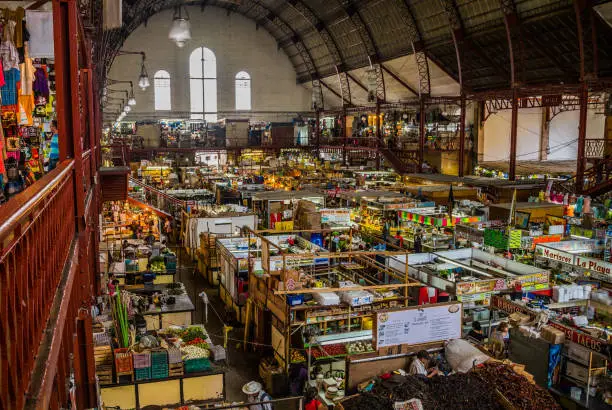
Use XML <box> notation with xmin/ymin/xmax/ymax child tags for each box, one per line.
<box><xmin>138</xmin><ymin>55</ymin><xmax>150</xmax><ymax>91</ymax></box>
<box><xmin>169</xmin><ymin>6</ymin><xmax>191</xmax><ymax>48</ymax></box>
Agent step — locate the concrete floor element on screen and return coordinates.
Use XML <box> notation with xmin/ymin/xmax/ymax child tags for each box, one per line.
<box><xmin>175</xmin><ymin>249</ymin><xmax>300</xmax><ymax>409</ymax></box>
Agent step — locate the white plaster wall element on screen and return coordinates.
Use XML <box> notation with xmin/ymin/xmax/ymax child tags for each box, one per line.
<box><xmin>108</xmin><ymin>6</ymin><xmax>311</xmax><ymax>116</ymax></box>
<box><xmin>483</xmin><ymin>107</ymin><xmax>605</xmax><ymax>161</ymax></box>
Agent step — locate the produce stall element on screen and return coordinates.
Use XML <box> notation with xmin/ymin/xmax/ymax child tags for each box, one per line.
<box><xmin>252</xmin><ymin>190</ymin><xmax>325</xmax><ymax>229</ymax></box>
<box><xmin>95</xmin><ymin>323</ymin><xmax>226</xmax><ymax>409</ymax></box>
<box><xmin>102</xmin><ymin>200</ymin><xmax>164</xmax><ymax>242</ymax></box>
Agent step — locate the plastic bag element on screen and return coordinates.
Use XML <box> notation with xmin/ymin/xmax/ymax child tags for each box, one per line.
<box><xmin>444</xmin><ymin>339</ymin><xmax>490</xmax><ymax>373</ymax></box>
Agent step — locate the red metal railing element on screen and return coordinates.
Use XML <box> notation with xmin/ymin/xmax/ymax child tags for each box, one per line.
<box><xmin>0</xmin><ymin>161</ymin><xmax>76</xmax><ymax>409</ymax></box>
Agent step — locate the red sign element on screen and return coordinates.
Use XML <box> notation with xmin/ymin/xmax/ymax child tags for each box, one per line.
<box><xmin>548</xmin><ymin>321</ymin><xmax>606</xmax><ymax>354</ymax></box>
<box><xmin>490</xmin><ymin>295</ymin><xmax>537</xmax><ymax>319</ymax></box>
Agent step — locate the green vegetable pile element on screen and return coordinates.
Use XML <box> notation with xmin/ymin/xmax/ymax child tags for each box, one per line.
<box><xmin>181</xmin><ymin>326</ymin><xmax>208</xmax><ymax>343</ymax></box>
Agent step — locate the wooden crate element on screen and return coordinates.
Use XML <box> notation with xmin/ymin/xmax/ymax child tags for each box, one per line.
<box><xmin>169</xmin><ymin>362</ymin><xmax>184</xmax><ymax>377</ymax></box>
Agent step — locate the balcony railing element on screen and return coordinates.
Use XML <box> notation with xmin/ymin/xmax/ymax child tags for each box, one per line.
<box><xmin>0</xmin><ymin>161</ymin><xmax>76</xmax><ymax>408</ymax></box>
<box><xmin>585</xmin><ymin>138</ymin><xmax>605</xmax><ymax>158</ymax></box>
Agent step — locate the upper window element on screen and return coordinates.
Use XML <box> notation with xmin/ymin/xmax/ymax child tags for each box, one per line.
<box><xmin>189</xmin><ymin>47</ymin><xmax>217</xmax><ymax>121</ymax></box>
<box><xmin>235</xmin><ymin>71</ymin><xmax>251</xmax><ymax>110</ymax></box>
<box><xmin>154</xmin><ymin>70</ymin><xmax>172</xmax><ymax>111</ymax></box>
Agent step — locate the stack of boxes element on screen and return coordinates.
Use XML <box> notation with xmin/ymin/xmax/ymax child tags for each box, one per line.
<box><xmin>295</xmin><ymin>200</ymin><xmax>321</xmax><ymax>230</ymax></box>
<box><xmin>93</xmin><ymin>332</ymin><xmax>113</xmax><ymax>385</ymax></box>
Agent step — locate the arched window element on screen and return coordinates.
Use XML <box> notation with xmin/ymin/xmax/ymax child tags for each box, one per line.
<box><xmin>235</xmin><ymin>71</ymin><xmax>251</xmax><ymax>110</ymax></box>
<box><xmin>154</xmin><ymin>70</ymin><xmax>171</xmax><ymax>111</ymax></box>
<box><xmin>189</xmin><ymin>47</ymin><xmax>217</xmax><ymax>121</ymax></box>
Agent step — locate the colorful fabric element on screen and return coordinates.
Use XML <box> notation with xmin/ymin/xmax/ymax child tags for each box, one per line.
<box><xmin>18</xmin><ymin>93</ymin><xmax>33</xmax><ymax>125</ymax></box>
<box><xmin>19</xmin><ymin>43</ymin><xmax>34</xmax><ymax>95</ymax></box>
<box><xmin>1</xmin><ymin>68</ymin><xmax>21</xmax><ymax>106</ymax></box>
<box><xmin>33</xmin><ymin>67</ymin><xmax>48</xmax><ymax>98</ymax></box>
<box><xmin>0</xmin><ymin>20</ymin><xmax>19</xmax><ymax>70</ymax></box>
<box><xmin>49</xmin><ymin>132</ymin><xmax>59</xmax><ymax>159</ymax></box>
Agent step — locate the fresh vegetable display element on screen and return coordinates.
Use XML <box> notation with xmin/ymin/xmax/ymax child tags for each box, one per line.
<box><xmin>291</xmin><ymin>350</ymin><xmax>306</xmax><ymax>363</ymax></box>
<box><xmin>181</xmin><ymin>326</ymin><xmax>208</xmax><ymax>343</ymax></box>
<box><xmin>346</xmin><ymin>341</ymin><xmax>374</xmax><ymax>354</ymax></box>
<box><xmin>181</xmin><ymin>345</ymin><xmax>210</xmax><ymax>360</ymax></box>
<box><xmin>185</xmin><ymin>337</ymin><xmax>209</xmax><ymax>350</ymax></box>
<box><xmin>149</xmin><ymin>256</ymin><xmax>166</xmax><ymax>272</ymax></box>
<box><xmin>311</xmin><ymin>343</ymin><xmax>346</xmax><ymax>359</ymax></box>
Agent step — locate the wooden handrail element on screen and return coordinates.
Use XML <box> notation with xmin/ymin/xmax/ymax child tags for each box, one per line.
<box><xmin>0</xmin><ymin>159</ymin><xmax>74</xmax><ymax>242</ymax></box>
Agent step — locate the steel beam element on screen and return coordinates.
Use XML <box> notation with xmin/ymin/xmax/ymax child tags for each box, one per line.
<box><xmin>575</xmin><ymin>0</ymin><xmax>588</xmax><ymax>193</ymax></box>
<box><xmin>335</xmin><ymin>67</ymin><xmax>352</xmax><ymax>106</ymax></box>
<box><xmin>500</xmin><ymin>0</ymin><xmax>518</xmax><ymax>87</ymax></box>
<box><xmin>439</xmin><ymin>0</ymin><xmax>464</xmax><ymax>91</ymax></box>
<box><xmin>321</xmin><ymin>79</ymin><xmax>345</xmax><ymax>102</ymax></box>
<box><xmin>459</xmin><ymin>94</ymin><xmax>466</xmax><ymax>177</ymax></box>
<box><xmin>398</xmin><ymin>1</ymin><xmax>431</xmax><ymax>96</ymax></box>
<box><xmin>509</xmin><ymin>88</ymin><xmax>519</xmax><ymax>180</ymax></box>
<box><xmin>381</xmin><ymin>64</ymin><xmax>419</xmax><ymax>96</ymax></box>
<box><xmin>419</xmin><ymin>98</ymin><xmax>426</xmax><ymax>172</ymax></box>
<box><xmin>347</xmin><ymin>72</ymin><xmax>368</xmax><ymax>93</ymax></box>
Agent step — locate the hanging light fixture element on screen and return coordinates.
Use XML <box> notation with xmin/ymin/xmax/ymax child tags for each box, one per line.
<box><xmin>124</xmin><ymin>104</ymin><xmax>131</xmax><ymax>113</ymax></box>
<box><xmin>168</xmin><ymin>5</ymin><xmax>191</xmax><ymax>48</ymax></box>
<box><xmin>138</xmin><ymin>55</ymin><xmax>150</xmax><ymax>90</ymax></box>
<box><xmin>128</xmin><ymin>82</ymin><xmax>136</xmax><ymax>106</ymax></box>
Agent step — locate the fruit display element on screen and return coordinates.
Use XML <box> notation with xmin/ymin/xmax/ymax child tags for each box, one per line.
<box><xmin>346</xmin><ymin>341</ymin><xmax>374</xmax><ymax>355</ymax></box>
<box><xmin>318</xmin><ymin>343</ymin><xmax>347</xmax><ymax>358</ymax></box>
<box><xmin>290</xmin><ymin>349</ymin><xmax>306</xmax><ymax>363</ymax></box>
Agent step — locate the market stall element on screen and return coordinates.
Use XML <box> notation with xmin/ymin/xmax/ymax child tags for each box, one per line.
<box><xmin>95</xmin><ymin>322</ymin><xmax>226</xmax><ymax>409</ymax></box>
<box><xmin>388</xmin><ymin>248</ymin><xmax>550</xmax><ymax>334</ymax></box>
<box><xmin>252</xmin><ymin>190</ymin><xmax>325</xmax><ymax>230</ymax></box>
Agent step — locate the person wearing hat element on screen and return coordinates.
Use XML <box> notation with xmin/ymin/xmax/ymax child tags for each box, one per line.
<box><xmin>242</xmin><ymin>381</ymin><xmax>272</xmax><ymax>410</ymax></box>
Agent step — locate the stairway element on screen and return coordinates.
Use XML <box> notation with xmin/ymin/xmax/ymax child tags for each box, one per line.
<box><xmin>555</xmin><ymin>157</ymin><xmax>612</xmax><ymax>199</ymax></box>
<box><xmin>379</xmin><ymin>147</ymin><xmax>420</xmax><ymax>174</ymax></box>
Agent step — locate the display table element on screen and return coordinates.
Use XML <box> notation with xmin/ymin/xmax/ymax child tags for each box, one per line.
<box><xmin>100</xmin><ymin>370</ymin><xmax>225</xmax><ymax>409</ymax></box>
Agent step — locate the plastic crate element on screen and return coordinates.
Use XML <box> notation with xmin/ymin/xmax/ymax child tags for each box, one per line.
<box><xmin>151</xmin><ymin>349</ymin><xmax>168</xmax><ymax>367</ymax></box>
<box><xmin>134</xmin><ymin>366</ymin><xmax>151</xmax><ymax>381</ymax></box>
<box><xmin>167</xmin><ymin>347</ymin><xmax>183</xmax><ymax>364</ymax></box>
<box><xmin>132</xmin><ymin>352</ymin><xmax>151</xmax><ymax>369</ymax></box>
<box><xmin>114</xmin><ymin>348</ymin><xmax>133</xmax><ymax>373</ymax></box>
<box><xmin>286</xmin><ymin>294</ymin><xmax>304</xmax><ymax>306</ymax></box>
<box><xmin>151</xmin><ymin>364</ymin><xmax>169</xmax><ymax>379</ymax></box>
<box><xmin>184</xmin><ymin>357</ymin><xmax>211</xmax><ymax>373</ymax></box>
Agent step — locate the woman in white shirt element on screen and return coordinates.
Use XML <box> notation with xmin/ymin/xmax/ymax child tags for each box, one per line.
<box><xmin>408</xmin><ymin>350</ymin><xmax>438</xmax><ymax>378</ymax></box>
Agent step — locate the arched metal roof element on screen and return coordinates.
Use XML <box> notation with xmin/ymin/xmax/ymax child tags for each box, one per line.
<box><xmin>95</xmin><ymin>0</ymin><xmax>612</xmax><ymax>92</ymax></box>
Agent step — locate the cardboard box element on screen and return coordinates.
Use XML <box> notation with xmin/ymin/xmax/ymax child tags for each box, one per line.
<box><xmin>566</xmin><ymin>361</ymin><xmax>589</xmax><ymax>384</ymax></box>
<box><xmin>567</xmin><ymin>342</ymin><xmax>591</xmax><ymax>364</ymax></box>
<box><xmin>509</xmin><ymin>312</ymin><xmax>531</xmax><ymax>326</ymax></box>
<box><xmin>541</xmin><ymin>326</ymin><xmax>565</xmax><ymax>345</ymax></box>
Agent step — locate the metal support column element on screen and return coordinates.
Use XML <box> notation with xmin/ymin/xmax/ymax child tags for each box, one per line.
<box><xmin>576</xmin><ymin>82</ymin><xmax>588</xmax><ymax>193</ymax></box>
<box><xmin>539</xmin><ymin>107</ymin><xmax>550</xmax><ymax>161</ymax></box>
<box><xmin>459</xmin><ymin>94</ymin><xmax>466</xmax><ymax>177</ymax></box>
<box><xmin>341</xmin><ymin>110</ymin><xmax>347</xmax><ymax>165</ymax></box>
<box><xmin>509</xmin><ymin>88</ymin><xmax>519</xmax><ymax>180</ymax></box>
<box><xmin>376</xmin><ymin>100</ymin><xmax>382</xmax><ymax>169</ymax></box>
<box><xmin>419</xmin><ymin>98</ymin><xmax>426</xmax><ymax>172</ymax></box>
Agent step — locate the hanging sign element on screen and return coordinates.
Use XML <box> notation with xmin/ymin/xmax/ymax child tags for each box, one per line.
<box><xmin>490</xmin><ymin>295</ymin><xmax>537</xmax><ymax>319</ymax></box>
<box><xmin>547</xmin><ymin>321</ymin><xmax>607</xmax><ymax>354</ymax></box>
<box><xmin>456</xmin><ymin>280</ymin><xmax>497</xmax><ymax>295</ymax></box>
<box><xmin>535</xmin><ymin>246</ymin><xmax>575</xmax><ymax>264</ymax></box>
